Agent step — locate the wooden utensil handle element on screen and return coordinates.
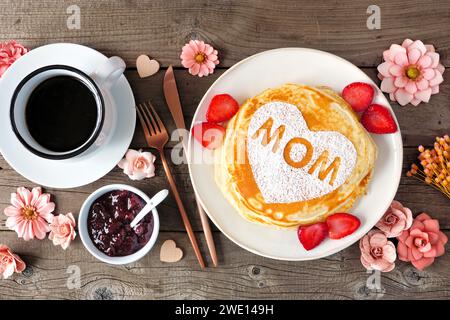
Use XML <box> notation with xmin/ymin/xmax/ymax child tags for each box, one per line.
<box><xmin>181</xmin><ymin>137</ymin><xmax>218</xmax><ymax>267</ymax></box>
<box><xmin>159</xmin><ymin>149</ymin><xmax>206</xmax><ymax>269</ymax></box>
<box><xmin>196</xmin><ymin>199</ymin><xmax>218</xmax><ymax>267</ymax></box>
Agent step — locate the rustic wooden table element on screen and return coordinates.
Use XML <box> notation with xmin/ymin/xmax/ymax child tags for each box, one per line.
<box><xmin>0</xmin><ymin>0</ymin><xmax>449</xmax><ymax>300</ymax></box>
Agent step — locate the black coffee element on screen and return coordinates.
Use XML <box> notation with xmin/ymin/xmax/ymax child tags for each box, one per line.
<box><xmin>25</xmin><ymin>76</ymin><xmax>98</xmax><ymax>153</ymax></box>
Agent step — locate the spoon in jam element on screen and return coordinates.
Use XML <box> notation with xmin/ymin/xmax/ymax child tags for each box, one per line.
<box><xmin>130</xmin><ymin>189</ymin><xmax>169</xmax><ymax>228</ymax></box>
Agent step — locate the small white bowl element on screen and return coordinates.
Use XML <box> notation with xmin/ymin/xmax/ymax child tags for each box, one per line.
<box><xmin>78</xmin><ymin>184</ymin><xmax>160</xmax><ymax>265</ymax></box>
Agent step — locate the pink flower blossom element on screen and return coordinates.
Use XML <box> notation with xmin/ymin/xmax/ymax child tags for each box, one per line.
<box><xmin>180</xmin><ymin>40</ymin><xmax>219</xmax><ymax>77</ymax></box>
<box><xmin>0</xmin><ymin>244</ymin><xmax>26</xmax><ymax>279</ymax></box>
<box><xmin>49</xmin><ymin>213</ymin><xmax>77</xmax><ymax>250</ymax></box>
<box><xmin>397</xmin><ymin>213</ymin><xmax>447</xmax><ymax>271</ymax></box>
<box><xmin>360</xmin><ymin>230</ymin><xmax>396</xmax><ymax>272</ymax></box>
<box><xmin>0</xmin><ymin>40</ymin><xmax>29</xmax><ymax>77</ymax></box>
<box><xmin>118</xmin><ymin>149</ymin><xmax>156</xmax><ymax>180</ymax></box>
<box><xmin>376</xmin><ymin>200</ymin><xmax>413</xmax><ymax>238</ymax></box>
<box><xmin>377</xmin><ymin>39</ymin><xmax>445</xmax><ymax>106</ymax></box>
<box><xmin>4</xmin><ymin>187</ymin><xmax>55</xmax><ymax>240</ymax></box>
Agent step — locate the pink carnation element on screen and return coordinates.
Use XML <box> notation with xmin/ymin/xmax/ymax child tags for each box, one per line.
<box><xmin>0</xmin><ymin>40</ymin><xmax>28</xmax><ymax>77</ymax></box>
<box><xmin>377</xmin><ymin>39</ymin><xmax>445</xmax><ymax>106</ymax></box>
<box><xmin>376</xmin><ymin>200</ymin><xmax>413</xmax><ymax>238</ymax></box>
<box><xmin>49</xmin><ymin>213</ymin><xmax>77</xmax><ymax>250</ymax></box>
<box><xmin>397</xmin><ymin>213</ymin><xmax>447</xmax><ymax>271</ymax></box>
<box><xmin>360</xmin><ymin>230</ymin><xmax>396</xmax><ymax>272</ymax></box>
<box><xmin>180</xmin><ymin>40</ymin><xmax>219</xmax><ymax>77</ymax></box>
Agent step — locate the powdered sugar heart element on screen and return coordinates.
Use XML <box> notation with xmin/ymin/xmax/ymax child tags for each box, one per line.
<box><xmin>247</xmin><ymin>102</ymin><xmax>357</xmax><ymax>203</ymax></box>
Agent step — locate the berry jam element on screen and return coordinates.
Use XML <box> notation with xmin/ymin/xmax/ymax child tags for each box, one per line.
<box><xmin>87</xmin><ymin>190</ymin><xmax>154</xmax><ymax>257</ymax></box>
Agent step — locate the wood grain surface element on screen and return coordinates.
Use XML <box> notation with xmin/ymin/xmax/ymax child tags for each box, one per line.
<box><xmin>0</xmin><ymin>231</ymin><xmax>449</xmax><ymax>300</ymax></box>
<box><xmin>0</xmin><ymin>0</ymin><xmax>449</xmax><ymax>68</ymax></box>
<box><xmin>0</xmin><ymin>0</ymin><xmax>449</xmax><ymax>300</ymax></box>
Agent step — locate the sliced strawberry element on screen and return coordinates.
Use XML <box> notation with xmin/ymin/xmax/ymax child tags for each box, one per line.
<box><xmin>298</xmin><ymin>222</ymin><xmax>328</xmax><ymax>251</ymax></box>
<box><xmin>360</xmin><ymin>104</ymin><xmax>398</xmax><ymax>134</ymax></box>
<box><xmin>191</xmin><ymin>122</ymin><xmax>226</xmax><ymax>150</ymax></box>
<box><xmin>206</xmin><ymin>94</ymin><xmax>239</xmax><ymax>123</ymax></box>
<box><xmin>342</xmin><ymin>82</ymin><xmax>374</xmax><ymax>112</ymax></box>
<box><xmin>326</xmin><ymin>213</ymin><xmax>361</xmax><ymax>240</ymax></box>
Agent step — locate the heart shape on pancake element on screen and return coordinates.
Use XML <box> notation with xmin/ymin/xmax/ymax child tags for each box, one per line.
<box><xmin>247</xmin><ymin>102</ymin><xmax>357</xmax><ymax>203</ymax></box>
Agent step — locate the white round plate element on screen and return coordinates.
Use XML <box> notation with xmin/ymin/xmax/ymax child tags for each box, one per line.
<box><xmin>188</xmin><ymin>48</ymin><xmax>403</xmax><ymax>261</ymax></box>
<box><xmin>0</xmin><ymin>43</ymin><xmax>136</xmax><ymax>188</ymax></box>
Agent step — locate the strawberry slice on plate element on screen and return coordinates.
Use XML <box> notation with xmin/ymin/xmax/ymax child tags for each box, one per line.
<box><xmin>342</xmin><ymin>82</ymin><xmax>374</xmax><ymax>112</ymax></box>
<box><xmin>360</xmin><ymin>104</ymin><xmax>398</xmax><ymax>134</ymax></box>
<box><xmin>192</xmin><ymin>122</ymin><xmax>226</xmax><ymax>150</ymax></box>
<box><xmin>206</xmin><ymin>94</ymin><xmax>239</xmax><ymax>123</ymax></box>
<box><xmin>326</xmin><ymin>213</ymin><xmax>361</xmax><ymax>240</ymax></box>
<box><xmin>298</xmin><ymin>222</ymin><xmax>328</xmax><ymax>251</ymax></box>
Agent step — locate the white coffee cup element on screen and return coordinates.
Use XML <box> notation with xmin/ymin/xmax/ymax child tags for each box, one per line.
<box><xmin>10</xmin><ymin>56</ymin><xmax>126</xmax><ymax>160</ymax></box>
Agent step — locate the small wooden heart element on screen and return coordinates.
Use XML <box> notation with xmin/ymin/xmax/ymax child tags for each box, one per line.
<box><xmin>136</xmin><ymin>54</ymin><xmax>160</xmax><ymax>78</ymax></box>
<box><xmin>160</xmin><ymin>239</ymin><xmax>183</xmax><ymax>263</ymax></box>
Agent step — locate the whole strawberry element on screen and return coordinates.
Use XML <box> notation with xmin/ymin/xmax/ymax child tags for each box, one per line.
<box><xmin>206</xmin><ymin>94</ymin><xmax>239</xmax><ymax>123</ymax></box>
<box><xmin>361</xmin><ymin>104</ymin><xmax>398</xmax><ymax>134</ymax></box>
<box><xmin>192</xmin><ymin>122</ymin><xmax>225</xmax><ymax>149</ymax></box>
<box><xmin>342</xmin><ymin>82</ymin><xmax>374</xmax><ymax>112</ymax></box>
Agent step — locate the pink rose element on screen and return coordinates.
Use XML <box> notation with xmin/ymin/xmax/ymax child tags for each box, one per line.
<box><xmin>48</xmin><ymin>213</ymin><xmax>77</xmax><ymax>250</ymax></box>
<box><xmin>360</xmin><ymin>230</ymin><xmax>396</xmax><ymax>272</ymax></box>
<box><xmin>118</xmin><ymin>149</ymin><xmax>156</xmax><ymax>180</ymax></box>
<box><xmin>397</xmin><ymin>213</ymin><xmax>448</xmax><ymax>271</ymax></box>
<box><xmin>0</xmin><ymin>40</ymin><xmax>29</xmax><ymax>77</ymax></box>
<box><xmin>0</xmin><ymin>244</ymin><xmax>26</xmax><ymax>279</ymax></box>
<box><xmin>375</xmin><ymin>200</ymin><xmax>413</xmax><ymax>238</ymax></box>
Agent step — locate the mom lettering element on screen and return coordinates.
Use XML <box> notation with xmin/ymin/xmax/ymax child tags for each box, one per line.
<box><xmin>251</xmin><ymin>117</ymin><xmax>341</xmax><ymax>186</ymax></box>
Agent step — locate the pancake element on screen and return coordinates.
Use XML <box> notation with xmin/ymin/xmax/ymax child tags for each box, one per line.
<box><xmin>214</xmin><ymin>84</ymin><xmax>377</xmax><ymax>228</ymax></box>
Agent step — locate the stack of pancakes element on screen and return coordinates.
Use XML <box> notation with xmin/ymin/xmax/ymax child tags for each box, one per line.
<box><xmin>214</xmin><ymin>84</ymin><xmax>377</xmax><ymax>228</ymax></box>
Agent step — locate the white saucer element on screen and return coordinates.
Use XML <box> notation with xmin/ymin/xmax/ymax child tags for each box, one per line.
<box><xmin>188</xmin><ymin>48</ymin><xmax>403</xmax><ymax>261</ymax></box>
<box><xmin>0</xmin><ymin>43</ymin><xmax>136</xmax><ymax>188</ymax></box>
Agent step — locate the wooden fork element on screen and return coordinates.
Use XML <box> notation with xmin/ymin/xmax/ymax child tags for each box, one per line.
<box><xmin>136</xmin><ymin>101</ymin><xmax>205</xmax><ymax>268</ymax></box>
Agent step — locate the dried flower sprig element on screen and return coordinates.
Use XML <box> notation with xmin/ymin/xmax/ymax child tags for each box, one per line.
<box><xmin>407</xmin><ymin>134</ymin><xmax>450</xmax><ymax>198</ymax></box>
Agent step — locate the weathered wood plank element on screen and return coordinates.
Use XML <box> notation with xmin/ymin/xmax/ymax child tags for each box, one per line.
<box><xmin>0</xmin><ymin>57</ymin><xmax>446</xmax><ymax>149</ymax></box>
<box><xmin>0</xmin><ymin>231</ymin><xmax>448</xmax><ymax>300</ymax></box>
<box><xmin>124</xmin><ymin>68</ymin><xmax>450</xmax><ymax>149</ymax></box>
<box><xmin>0</xmin><ymin>0</ymin><xmax>449</xmax><ymax>68</ymax></box>
<box><xmin>1</xmin><ymin>68</ymin><xmax>450</xmax><ymax>231</ymax></box>
<box><xmin>1</xmin><ymin>0</ymin><xmax>449</xmax><ymax>300</ymax></box>
<box><xmin>1</xmin><ymin>146</ymin><xmax>449</xmax><ymax>232</ymax></box>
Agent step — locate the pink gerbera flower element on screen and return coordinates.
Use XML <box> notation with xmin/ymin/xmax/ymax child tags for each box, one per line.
<box><xmin>377</xmin><ymin>39</ymin><xmax>445</xmax><ymax>106</ymax></box>
<box><xmin>4</xmin><ymin>187</ymin><xmax>55</xmax><ymax>240</ymax></box>
<box><xmin>180</xmin><ymin>40</ymin><xmax>219</xmax><ymax>77</ymax></box>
